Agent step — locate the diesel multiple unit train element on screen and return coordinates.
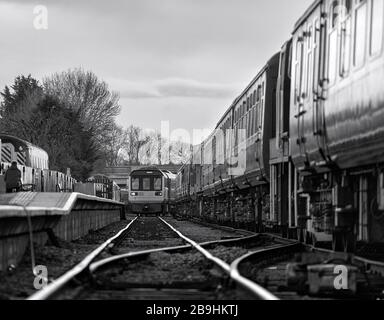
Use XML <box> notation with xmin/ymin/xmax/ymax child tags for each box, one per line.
<box><xmin>127</xmin><ymin>167</ymin><xmax>176</xmax><ymax>215</ymax></box>
<box><xmin>176</xmin><ymin>0</ymin><xmax>384</xmax><ymax>252</ymax></box>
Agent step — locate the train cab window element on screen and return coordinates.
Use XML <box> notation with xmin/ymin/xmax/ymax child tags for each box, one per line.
<box><xmin>354</xmin><ymin>0</ymin><xmax>367</xmax><ymax>67</ymax></box>
<box><xmin>370</xmin><ymin>0</ymin><xmax>384</xmax><ymax>56</ymax></box>
<box><xmin>154</xmin><ymin>177</ymin><xmax>162</xmax><ymax>191</ymax></box>
<box><xmin>132</xmin><ymin>178</ymin><xmax>140</xmax><ymax>191</ymax></box>
<box><xmin>143</xmin><ymin>178</ymin><xmax>151</xmax><ymax>191</ymax></box>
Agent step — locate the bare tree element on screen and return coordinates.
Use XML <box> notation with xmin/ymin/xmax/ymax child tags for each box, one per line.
<box><xmin>155</xmin><ymin>133</ymin><xmax>161</xmax><ymax>165</ymax></box>
<box><xmin>43</xmin><ymin>68</ymin><xmax>121</xmax><ymax>148</ymax></box>
<box><xmin>170</xmin><ymin>140</ymin><xmax>192</xmax><ymax>165</ymax></box>
<box><xmin>102</xmin><ymin>123</ymin><xmax>127</xmax><ymax>166</ymax></box>
<box><xmin>122</xmin><ymin>126</ymin><xmax>150</xmax><ymax>165</ymax></box>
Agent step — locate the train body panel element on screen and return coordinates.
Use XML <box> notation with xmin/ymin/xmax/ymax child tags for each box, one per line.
<box><xmin>290</xmin><ymin>0</ymin><xmax>384</xmax><ymax>171</ymax></box>
<box><xmin>0</xmin><ymin>134</ymin><xmax>49</xmax><ymax>169</ymax></box>
<box><xmin>323</xmin><ymin>0</ymin><xmax>384</xmax><ymax>170</ymax></box>
<box><xmin>290</xmin><ymin>0</ymin><xmax>324</xmax><ymax>170</ymax></box>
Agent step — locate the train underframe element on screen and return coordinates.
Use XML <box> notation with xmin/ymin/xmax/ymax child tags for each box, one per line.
<box><xmin>176</xmin><ymin>184</ymin><xmax>271</xmax><ymax>234</ymax></box>
<box><xmin>295</xmin><ymin>163</ymin><xmax>384</xmax><ymax>252</ymax></box>
<box><xmin>128</xmin><ymin>202</ymin><xmax>173</xmax><ymax>216</ymax></box>
<box><xmin>176</xmin><ymin>163</ymin><xmax>384</xmax><ymax>253</ymax></box>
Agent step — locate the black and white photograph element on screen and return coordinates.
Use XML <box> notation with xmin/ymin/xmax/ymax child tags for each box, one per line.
<box><xmin>1</xmin><ymin>0</ymin><xmax>384</xmax><ymax>311</ymax></box>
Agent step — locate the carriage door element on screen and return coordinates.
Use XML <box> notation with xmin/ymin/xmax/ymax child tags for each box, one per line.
<box><xmin>313</xmin><ymin>1</ymin><xmax>341</xmax><ymax>161</ymax></box>
<box><xmin>294</xmin><ymin>27</ymin><xmax>308</xmax><ymax>163</ymax></box>
<box><xmin>312</xmin><ymin>14</ymin><xmax>326</xmax><ymax>158</ymax></box>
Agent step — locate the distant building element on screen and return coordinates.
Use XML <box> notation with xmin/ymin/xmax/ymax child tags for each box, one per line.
<box><xmin>96</xmin><ymin>165</ymin><xmax>182</xmax><ymax>188</ymax></box>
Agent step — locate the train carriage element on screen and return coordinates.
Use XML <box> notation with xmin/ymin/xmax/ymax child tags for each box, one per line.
<box><xmin>290</xmin><ymin>0</ymin><xmax>384</xmax><ymax>250</ymax></box>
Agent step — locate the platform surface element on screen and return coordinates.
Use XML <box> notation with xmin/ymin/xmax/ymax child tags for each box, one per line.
<box><xmin>0</xmin><ymin>192</ymin><xmax>123</xmax><ymax>218</ymax></box>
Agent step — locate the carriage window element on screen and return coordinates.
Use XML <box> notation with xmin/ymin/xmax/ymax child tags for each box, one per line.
<box><xmin>143</xmin><ymin>178</ymin><xmax>150</xmax><ymax>191</ymax></box>
<box><xmin>132</xmin><ymin>178</ymin><xmax>140</xmax><ymax>191</ymax></box>
<box><xmin>340</xmin><ymin>14</ymin><xmax>352</xmax><ymax>75</ymax></box>
<box><xmin>248</xmin><ymin>109</ymin><xmax>252</xmax><ymax>135</ymax></box>
<box><xmin>305</xmin><ymin>26</ymin><xmax>313</xmax><ymax>95</ymax></box>
<box><xmin>260</xmin><ymin>99</ymin><xmax>264</xmax><ymax>128</ymax></box>
<box><xmin>331</xmin><ymin>1</ymin><xmax>340</xmax><ymax>28</ymax></box>
<box><xmin>295</xmin><ymin>39</ymin><xmax>303</xmax><ymax>104</ymax></box>
<box><xmin>307</xmin><ymin>51</ymin><xmax>313</xmax><ymax>94</ymax></box>
<box><xmin>370</xmin><ymin>0</ymin><xmax>384</xmax><ymax>56</ymax></box>
<box><xmin>154</xmin><ymin>177</ymin><xmax>162</xmax><ymax>191</ymax></box>
<box><xmin>344</xmin><ymin>0</ymin><xmax>352</xmax><ymax>14</ymax></box>
<box><xmin>313</xmin><ymin>19</ymin><xmax>320</xmax><ymax>91</ymax></box>
<box><xmin>354</xmin><ymin>0</ymin><xmax>367</xmax><ymax>67</ymax></box>
<box><xmin>329</xmin><ymin>2</ymin><xmax>339</xmax><ymax>85</ymax></box>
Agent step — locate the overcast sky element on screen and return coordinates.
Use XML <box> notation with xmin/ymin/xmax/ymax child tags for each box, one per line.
<box><xmin>0</xmin><ymin>0</ymin><xmax>312</xmax><ymax>143</ymax></box>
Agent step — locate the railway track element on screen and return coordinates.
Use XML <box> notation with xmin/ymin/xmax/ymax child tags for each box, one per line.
<box><xmin>181</xmin><ymin>217</ymin><xmax>384</xmax><ymax>300</ymax></box>
<box><xmin>28</xmin><ymin>216</ymin><xmax>288</xmax><ymax>300</ymax></box>
<box><xmin>234</xmin><ymin>242</ymin><xmax>384</xmax><ymax>300</ymax></box>
<box><xmin>28</xmin><ymin>216</ymin><xmax>384</xmax><ymax>300</ymax></box>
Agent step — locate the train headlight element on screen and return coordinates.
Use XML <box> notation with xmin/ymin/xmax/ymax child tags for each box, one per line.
<box><xmin>131</xmin><ymin>192</ymin><xmax>138</xmax><ymax>196</ymax></box>
<box><xmin>155</xmin><ymin>192</ymin><xmax>163</xmax><ymax>196</ymax></box>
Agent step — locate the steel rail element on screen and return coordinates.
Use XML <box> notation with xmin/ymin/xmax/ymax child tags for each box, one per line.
<box><xmin>90</xmin><ymin>244</ymin><xmax>193</xmax><ymax>272</ymax></box>
<box><xmin>230</xmin><ymin>243</ymin><xmax>303</xmax><ymax>301</ymax></box>
<box><xmin>89</xmin><ymin>234</ymin><xmax>263</xmax><ymax>273</ymax></box>
<box><xmin>353</xmin><ymin>255</ymin><xmax>384</xmax><ymax>276</ymax></box>
<box><xmin>159</xmin><ymin>217</ymin><xmax>279</xmax><ymax>300</ymax></box>
<box><xmin>27</xmin><ymin>217</ymin><xmax>138</xmax><ymax>300</ymax></box>
<box><xmin>159</xmin><ymin>217</ymin><xmax>231</xmax><ymax>273</ymax></box>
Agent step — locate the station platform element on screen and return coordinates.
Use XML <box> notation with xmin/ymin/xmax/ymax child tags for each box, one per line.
<box><xmin>0</xmin><ymin>192</ymin><xmax>125</xmax><ymax>271</ymax></box>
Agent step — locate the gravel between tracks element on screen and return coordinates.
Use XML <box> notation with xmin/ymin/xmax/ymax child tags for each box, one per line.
<box><xmin>163</xmin><ymin>217</ymin><xmax>250</xmax><ymax>242</ymax></box>
<box><xmin>0</xmin><ymin>219</ymin><xmax>133</xmax><ymax>300</ymax></box>
<box><xmin>81</xmin><ymin>250</ymin><xmax>250</xmax><ymax>300</ymax></box>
